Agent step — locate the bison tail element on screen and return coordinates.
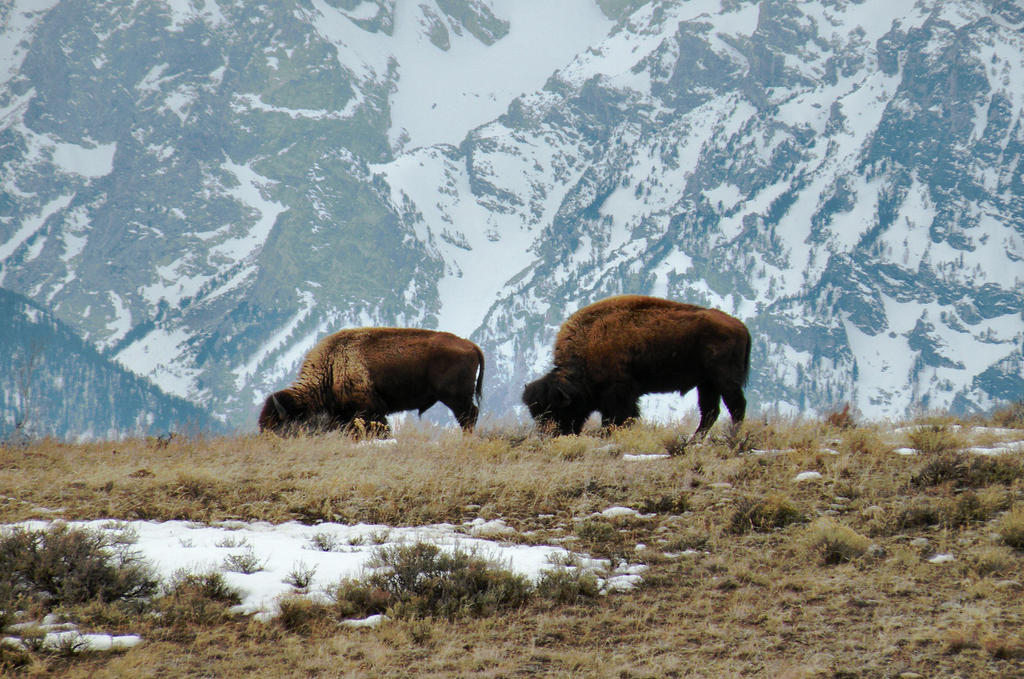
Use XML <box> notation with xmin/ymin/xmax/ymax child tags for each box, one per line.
<box><xmin>474</xmin><ymin>346</ymin><xmax>485</xmax><ymax>407</ymax></box>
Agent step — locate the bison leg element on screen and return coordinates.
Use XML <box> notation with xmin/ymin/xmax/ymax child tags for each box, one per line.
<box><xmin>720</xmin><ymin>387</ymin><xmax>747</xmax><ymax>441</ymax></box>
<box><xmin>692</xmin><ymin>384</ymin><xmax>722</xmax><ymax>441</ymax></box>
<box><xmin>721</xmin><ymin>388</ymin><xmax>746</xmax><ymax>424</ymax></box>
<box><xmin>545</xmin><ymin>409</ymin><xmax>589</xmax><ymax>436</ymax></box>
<box><xmin>443</xmin><ymin>396</ymin><xmax>479</xmax><ymax>432</ymax></box>
<box><xmin>599</xmin><ymin>395</ymin><xmax>640</xmax><ymax>429</ymax></box>
<box><xmin>565</xmin><ymin>413</ymin><xmax>589</xmax><ymax>436</ymax></box>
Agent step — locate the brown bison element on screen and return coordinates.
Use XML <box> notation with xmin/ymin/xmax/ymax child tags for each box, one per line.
<box><xmin>259</xmin><ymin>328</ymin><xmax>484</xmax><ymax>436</ymax></box>
<box><xmin>522</xmin><ymin>295</ymin><xmax>750</xmax><ymax>439</ymax></box>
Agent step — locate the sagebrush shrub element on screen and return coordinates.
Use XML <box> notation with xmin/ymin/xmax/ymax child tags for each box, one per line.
<box><xmin>906</xmin><ymin>425</ymin><xmax>964</xmax><ymax>455</ymax></box>
<box><xmin>940</xmin><ymin>490</ymin><xmax>1002</xmax><ymax>528</ymax></box>
<box><xmin>639</xmin><ymin>492</ymin><xmax>690</xmax><ymax>515</ymax></box>
<box><xmin>890</xmin><ymin>500</ymin><xmax>941</xmax><ymax>532</ymax></box>
<box><xmin>535</xmin><ymin>568</ymin><xmax>600</xmax><ymax>604</ymax></box>
<box><xmin>912</xmin><ymin>453</ymin><xmax>1023</xmax><ymax>488</ymax></box>
<box><xmin>284</xmin><ymin>561</ymin><xmax>317</xmax><ymax>590</ymax></box>
<box><xmin>883</xmin><ymin>492</ymin><xmax>1001</xmax><ymax>533</ymax></box>
<box><xmin>0</xmin><ymin>524</ymin><xmax>157</xmax><ymax>608</ymax></box>
<box><xmin>911</xmin><ymin>453</ymin><xmax>968</xmax><ymax>487</ymax></box>
<box><xmin>276</xmin><ymin>595</ymin><xmax>333</xmax><ymax>634</ymax></box>
<box><xmin>987</xmin><ymin>401</ymin><xmax>1024</xmax><ymax>428</ymax></box>
<box><xmin>729</xmin><ymin>494</ymin><xmax>804</xmax><ymax>534</ymax></box>
<box><xmin>981</xmin><ymin>637</ymin><xmax>1024</xmax><ymax>660</ymax></box>
<box><xmin>331</xmin><ymin>580</ymin><xmax>391</xmax><ymax>619</ymax></box>
<box><xmin>309</xmin><ymin>531</ymin><xmax>340</xmax><ymax>552</ymax></box>
<box><xmin>156</xmin><ymin>570</ymin><xmax>241</xmax><ymax>630</ymax></box>
<box><xmin>347</xmin><ymin>542</ymin><xmax>533</xmax><ymax>619</ymax></box>
<box><xmin>575</xmin><ymin>518</ymin><xmax>618</xmax><ymax>544</ymax></box>
<box><xmin>222</xmin><ymin>548</ymin><xmax>265</xmax><ymax>574</ymax></box>
<box><xmin>0</xmin><ymin>579</ymin><xmax>15</xmax><ymax>633</ymax></box>
<box><xmin>164</xmin><ymin>569</ymin><xmax>240</xmax><ymax>604</ymax></box>
<box><xmin>971</xmin><ymin>546</ymin><xmax>1017</xmax><ymax>577</ymax></box>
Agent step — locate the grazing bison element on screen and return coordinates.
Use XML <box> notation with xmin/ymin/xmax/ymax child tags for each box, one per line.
<box><xmin>522</xmin><ymin>295</ymin><xmax>750</xmax><ymax>440</ymax></box>
<box><xmin>259</xmin><ymin>328</ymin><xmax>484</xmax><ymax>436</ymax></box>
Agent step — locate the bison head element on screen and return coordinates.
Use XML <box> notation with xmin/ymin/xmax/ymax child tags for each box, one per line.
<box><xmin>259</xmin><ymin>389</ymin><xmax>352</xmax><ymax>435</ymax></box>
<box><xmin>521</xmin><ymin>370</ymin><xmax>588</xmax><ymax>435</ymax></box>
<box><xmin>258</xmin><ymin>390</ymin><xmax>303</xmax><ymax>433</ymax></box>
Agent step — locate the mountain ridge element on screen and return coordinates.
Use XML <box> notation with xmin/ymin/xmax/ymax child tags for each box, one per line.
<box><xmin>1</xmin><ymin>0</ymin><xmax>1021</xmax><ymax>437</ymax></box>
<box><xmin>0</xmin><ymin>287</ymin><xmax>220</xmax><ymax>440</ymax></box>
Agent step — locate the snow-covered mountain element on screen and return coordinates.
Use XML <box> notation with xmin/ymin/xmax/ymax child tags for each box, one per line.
<box><xmin>1</xmin><ymin>0</ymin><xmax>1021</xmax><ymax>436</ymax></box>
<box><xmin>0</xmin><ymin>287</ymin><xmax>218</xmax><ymax>440</ymax></box>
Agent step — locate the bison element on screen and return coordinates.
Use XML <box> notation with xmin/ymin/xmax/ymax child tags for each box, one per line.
<box><xmin>259</xmin><ymin>328</ymin><xmax>484</xmax><ymax>436</ymax></box>
<box><xmin>522</xmin><ymin>295</ymin><xmax>750</xmax><ymax>440</ymax></box>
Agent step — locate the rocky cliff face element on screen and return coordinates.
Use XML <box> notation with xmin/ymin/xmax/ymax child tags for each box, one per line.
<box><xmin>1</xmin><ymin>0</ymin><xmax>1021</xmax><ymax>437</ymax></box>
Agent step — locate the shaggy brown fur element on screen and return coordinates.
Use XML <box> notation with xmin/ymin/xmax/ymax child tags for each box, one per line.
<box><xmin>259</xmin><ymin>328</ymin><xmax>484</xmax><ymax>436</ymax></box>
<box><xmin>522</xmin><ymin>295</ymin><xmax>750</xmax><ymax>438</ymax></box>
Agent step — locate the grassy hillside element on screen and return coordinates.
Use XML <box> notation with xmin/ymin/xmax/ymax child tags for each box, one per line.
<box><xmin>2</xmin><ymin>409</ymin><xmax>1023</xmax><ymax>677</ymax></box>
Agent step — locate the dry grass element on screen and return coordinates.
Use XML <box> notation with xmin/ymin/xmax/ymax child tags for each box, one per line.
<box><xmin>998</xmin><ymin>505</ymin><xmax>1024</xmax><ymax>551</ymax></box>
<box><xmin>803</xmin><ymin>517</ymin><xmax>871</xmax><ymax>564</ymax></box>
<box><xmin>1</xmin><ymin>413</ymin><xmax>1023</xmax><ymax>678</ymax></box>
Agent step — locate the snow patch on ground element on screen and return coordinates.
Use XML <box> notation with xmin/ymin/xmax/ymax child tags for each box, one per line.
<box><xmin>3</xmin><ymin>620</ymin><xmax>142</xmax><ymax>654</ymax></box>
<box><xmin>5</xmin><ymin>517</ymin><xmax>647</xmax><ymax>630</ymax></box>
